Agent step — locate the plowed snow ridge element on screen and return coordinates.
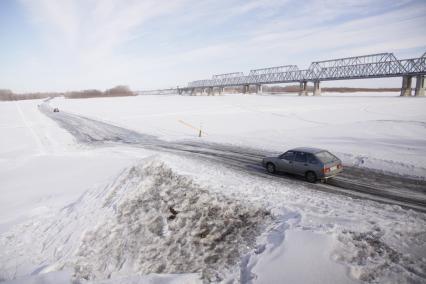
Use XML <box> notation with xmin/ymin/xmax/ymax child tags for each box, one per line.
<box><xmin>0</xmin><ymin>159</ymin><xmax>273</xmax><ymax>282</ymax></box>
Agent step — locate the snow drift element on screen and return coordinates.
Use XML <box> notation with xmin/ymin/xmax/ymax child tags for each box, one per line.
<box><xmin>0</xmin><ymin>158</ymin><xmax>273</xmax><ymax>282</ymax></box>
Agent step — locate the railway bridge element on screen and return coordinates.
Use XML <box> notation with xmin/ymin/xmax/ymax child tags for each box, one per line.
<box><xmin>178</xmin><ymin>51</ymin><xmax>426</xmax><ymax>96</ymax></box>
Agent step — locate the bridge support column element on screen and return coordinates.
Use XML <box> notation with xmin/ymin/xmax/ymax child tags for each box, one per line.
<box><xmin>299</xmin><ymin>81</ymin><xmax>308</xmax><ymax>96</ymax></box>
<box><xmin>220</xmin><ymin>87</ymin><xmax>224</xmax><ymax>95</ymax></box>
<box><xmin>243</xmin><ymin>85</ymin><xmax>249</xmax><ymax>94</ymax></box>
<box><xmin>255</xmin><ymin>84</ymin><xmax>262</xmax><ymax>94</ymax></box>
<box><xmin>400</xmin><ymin>76</ymin><xmax>413</xmax><ymax>96</ymax></box>
<box><xmin>415</xmin><ymin>75</ymin><xmax>425</xmax><ymax>96</ymax></box>
<box><xmin>313</xmin><ymin>81</ymin><xmax>321</xmax><ymax>96</ymax></box>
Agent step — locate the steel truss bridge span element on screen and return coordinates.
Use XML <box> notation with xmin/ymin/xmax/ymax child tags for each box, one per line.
<box><xmin>181</xmin><ymin>51</ymin><xmax>426</xmax><ymax>96</ymax></box>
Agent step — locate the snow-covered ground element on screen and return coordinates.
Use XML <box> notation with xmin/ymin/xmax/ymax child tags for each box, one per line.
<box><xmin>53</xmin><ymin>92</ymin><xmax>426</xmax><ymax>179</ymax></box>
<box><xmin>0</xmin><ymin>100</ymin><xmax>142</xmax><ymax>233</ymax></box>
<box><xmin>1</xmin><ymin>93</ymin><xmax>426</xmax><ymax>283</ymax></box>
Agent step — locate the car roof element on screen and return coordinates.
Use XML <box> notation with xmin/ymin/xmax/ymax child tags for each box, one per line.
<box><xmin>289</xmin><ymin>147</ymin><xmax>326</xmax><ymax>154</ymax></box>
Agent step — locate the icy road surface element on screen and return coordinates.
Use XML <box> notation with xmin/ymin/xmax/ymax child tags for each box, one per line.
<box><xmin>40</xmin><ymin>102</ymin><xmax>426</xmax><ymax>212</ymax></box>
<box><xmin>53</xmin><ymin>93</ymin><xmax>426</xmax><ymax>179</ymax></box>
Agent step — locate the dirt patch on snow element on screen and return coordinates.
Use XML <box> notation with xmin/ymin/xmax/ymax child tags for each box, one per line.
<box><xmin>335</xmin><ymin>227</ymin><xmax>426</xmax><ymax>283</ymax></box>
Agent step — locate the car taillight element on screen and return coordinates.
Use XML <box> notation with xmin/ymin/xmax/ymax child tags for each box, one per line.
<box><xmin>322</xmin><ymin>167</ymin><xmax>330</xmax><ymax>174</ymax></box>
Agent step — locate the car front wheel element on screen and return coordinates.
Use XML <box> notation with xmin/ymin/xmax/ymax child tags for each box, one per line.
<box><xmin>266</xmin><ymin>163</ymin><xmax>276</xmax><ymax>174</ymax></box>
<box><xmin>305</xmin><ymin>171</ymin><xmax>317</xmax><ymax>183</ymax></box>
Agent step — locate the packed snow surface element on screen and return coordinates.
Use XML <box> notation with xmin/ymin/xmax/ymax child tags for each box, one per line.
<box><xmin>1</xmin><ymin>93</ymin><xmax>426</xmax><ymax>283</ymax></box>
<box><xmin>53</xmin><ymin>92</ymin><xmax>426</xmax><ymax>179</ymax></box>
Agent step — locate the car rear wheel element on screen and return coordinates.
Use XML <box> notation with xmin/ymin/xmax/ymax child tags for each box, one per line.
<box><xmin>305</xmin><ymin>171</ymin><xmax>317</xmax><ymax>183</ymax></box>
<box><xmin>266</xmin><ymin>163</ymin><xmax>276</xmax><ymax>174</ymax></box>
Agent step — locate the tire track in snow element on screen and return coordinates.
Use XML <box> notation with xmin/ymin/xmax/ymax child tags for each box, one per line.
<box><xmin>15</xmin><ymin>101</ymin><xmax>45</xmax><ymax>155</ymax></box>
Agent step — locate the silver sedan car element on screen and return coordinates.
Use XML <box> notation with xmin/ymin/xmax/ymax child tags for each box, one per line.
<box><xmin>262</xmin><ymin>147</ymin><xmax>343</xmax><ymax>183</ymax></box>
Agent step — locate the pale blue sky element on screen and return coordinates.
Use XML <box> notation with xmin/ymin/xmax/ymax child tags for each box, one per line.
<box><xmin>1</xmin><ymin>0</ymin><xmax>425</xmax><ymax>92</ymax></box>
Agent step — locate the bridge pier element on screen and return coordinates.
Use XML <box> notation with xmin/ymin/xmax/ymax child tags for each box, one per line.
<box><xmin>299</xmin><ymin>81</ymin><xmax>308</xmax><ymax>96</ymax></box>
<box><xmin>313</xmin><ymin>81</ymin><xmax>321</xmax><ymax>96</ymax></box>
<box><xmin>400</xmin><ymin>76</ymin><xmax>413</xmax><ymax>96</ymax></box>
<box><xmin>415</xmin><ymin>75</ymin><xmax>425</xmax><ymax>96</ymax></box>
<box><xmin>243</xmin><ymin>85</ymin><xmax>249</xmax><ymax>94</ymax></box>
<box><xmin>255</xmin><ymin>84</ymin><xmax>262</xmax><ymax>94</ymax></box>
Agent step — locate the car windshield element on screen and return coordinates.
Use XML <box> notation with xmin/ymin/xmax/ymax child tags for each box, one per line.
<box><xmin>280</xmin><ymin>151</ymin><xmax>294</xmax><ymax>161</ymax></box>
<box><xmin>315</xmin><ymin>151</ymin><xmax>337</xmax><ymax>163</ymax></box>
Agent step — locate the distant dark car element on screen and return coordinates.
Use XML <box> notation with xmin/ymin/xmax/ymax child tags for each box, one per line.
<box><xmin>262</xmin><ymin>147</ymin><xmax>343</xmax><ymax>183</ymax></box>
<box><xmin>53</xmin><ymin>108</ymin><xmax>59</xmax><ymax>112</ymax></box>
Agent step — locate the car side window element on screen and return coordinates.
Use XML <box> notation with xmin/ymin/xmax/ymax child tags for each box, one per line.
<box><xmin>307</xmin><ymin>153</ymin><xmax>319</xmax><ymax>164</ymax></box>
<box><xmin>295</xmin><ymin>152</ymin><xmax>307</xmax><ymax>163</ymax></box>
<box><xmin>280</xmin><ymin>151</ymin><xmax>294</xmax><ymax>161</ymax></box>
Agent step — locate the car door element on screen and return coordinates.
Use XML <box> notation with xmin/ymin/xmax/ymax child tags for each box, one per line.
<box><xmin>306</xmin><ymin>153</ymin><xmax>322</xmax><ymax>173</ymax></box>
<box><xmin>276</xmin><ymin>151</ymin><xmax>295</xmax><ymax>173</ymax></box>
<box><xmin>293</xmin><ymin>151</ymin><xmax>309</xmax><ymax>175</ymax></box>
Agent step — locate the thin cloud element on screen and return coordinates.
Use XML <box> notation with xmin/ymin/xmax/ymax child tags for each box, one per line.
<box><xmin>3</xmin><ymin>0</ymin><xmax>426</xmax><ymax>92</ymax></box>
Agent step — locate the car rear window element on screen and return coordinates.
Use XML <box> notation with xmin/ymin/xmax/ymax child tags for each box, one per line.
<box><xmin>315</xmin><ymin>151</ymin><xmax>338</xmax><ymax>163</ymax></box>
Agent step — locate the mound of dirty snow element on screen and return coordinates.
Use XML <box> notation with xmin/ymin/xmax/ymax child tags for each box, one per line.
<box><xmin>335</xmin><ymin>228</ymin><xmax>426</xmax><ymax>282</ymax></box>
<box><xmin>0</xmin><ymin>158</ymin><xmax>272</xmax><ymax>282</ymax></box>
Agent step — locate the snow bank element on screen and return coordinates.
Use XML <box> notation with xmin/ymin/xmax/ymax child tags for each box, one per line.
<box><xmin>336</xmin><ymin>228</ymin><xmax>426</xmax><ymax>282</ymax></box>
<box><xmin>73</xmin><ymin>160</ymin><xmax>272</xmax><ymax>281</ymax></box>
<box><xmin>246</xmin><ymin>230</ymin><xmax>358</xmax><ymax>284</ymax></box>
<box><xmin>2</xmin><ymin>270</ymin><xmax>200</xmax><ymax>284</ymax></box>
<box><xmin>0</xmin><ymin>158</ymin><xmax>272</xmax><ymax>282</ymax></box>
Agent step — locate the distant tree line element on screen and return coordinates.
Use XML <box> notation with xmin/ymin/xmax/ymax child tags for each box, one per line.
<box><xmin>0</xmin><ymin>85</ymin><xmax>135</xmax><ymax>101</ymax></box>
